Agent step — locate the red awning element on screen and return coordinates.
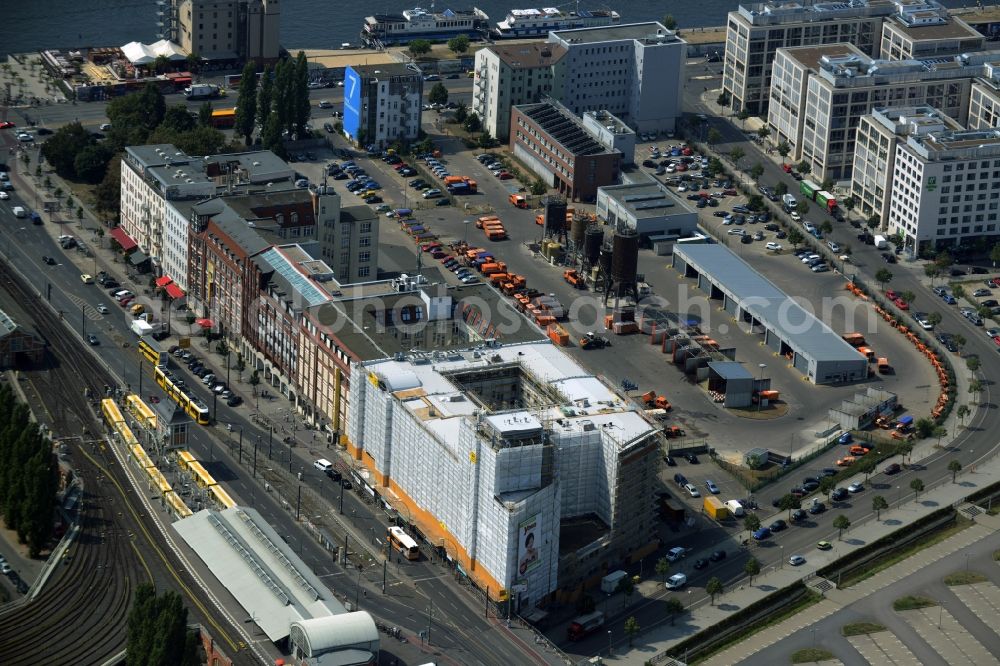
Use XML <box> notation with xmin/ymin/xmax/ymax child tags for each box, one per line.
<box><xmin>195</xmin><ymin>318</ymin><xmax>214</xmax><ymax>328</ymax></box>
<box><xmin>109</xmin><ymin>227</ymin><xmax>138</xmax><ymax>252</ymax></box>
<box><xmin>165</xmin><ymin>283</ymin><xmax>185</xmax><ymax>299</ymax></box>
<box><xmin>155</xmin><ymin>276</ymin><xmax>173</xmax><ymax>287</ymax></box>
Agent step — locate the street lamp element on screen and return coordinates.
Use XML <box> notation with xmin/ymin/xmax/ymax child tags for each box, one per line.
<box><xmin>463</xmin><ymin>220</ymin><xmax>471</xmax><ymax>245</ymax></box>
<box><xmin>757</xmin><ymin>363</ymin><xmax>767</xmax><ymax>413</ymax></box>
<box><xmin>607</xmin><ymin>629</ymin><xmax>613</xmax><ymax>657</ymax></box>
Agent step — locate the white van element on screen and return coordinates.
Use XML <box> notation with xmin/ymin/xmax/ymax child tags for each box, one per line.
<box><xmin>725</xmin><ymin>499</ymin><xmax>746</xmax><ymax>517</ymax></box>
<box><xmin>313</xmin><ymin>458</ymin><xmax>334</xmax><ymax>474</ymax></box>
<box><xmin>12</xmin><ymin>206</ymin><xmax>26</xmax><ymax>218</ymax></box>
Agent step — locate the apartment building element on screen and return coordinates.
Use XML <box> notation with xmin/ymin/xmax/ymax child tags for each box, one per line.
<box><xmin>850</xmin><ymin>106</ymin><xmax>961</xmax><ymax>225</ymax></box>
<box><xmin>472</xmin><ymin>43</ymin><xmax>565</xmax><ymax>141</ymax></box>
<box><xmin>547</xmin><ymin>22</ymin><xmax>686</xmax><ymax>133</ymax></box>
<box><xmin>510</xmin><ymin>100</ymin><xmax>624</xmax><ymax>202</ymax></box>
<box><xmin>342</xmin><ymin>63</ymin><xmax>423</xmax><ymax>149</ymax></box>
<box><xmin>317</xmin><ymin>203</ymin><xmax>379</xmax><ymax>284</ymax></box>
<box><xmin>347</xmin><ymin>338</ymin><xmax>661</xmax><ymax>612</ymax></box>
<box><xmin>879</xmin><ymin>11</ymin><xmax>983</xmax><ymax>60</ymax></box>
<box><xmin>120</xmin><ymin>145</ymin><xmax>294</xmax><ymax>287</ymax></box>
<box><xmin>768</xmin><ymin>45</ymin><xmax>994</xmax><ymax>182</ymax></box>
<box><xmin>886</xmin><ymin>125</ymin><xmax>1000</xmax><ymax>252</ymax></box>
<box><xmin>174</xmin><ymin>0</ymin><xmax>281</xmax><ymax>64</ymax></box>
<box><xmin>967</xmin><ymin>74</ymin><xmax>1000</xmax><ymax>129</ymax></box>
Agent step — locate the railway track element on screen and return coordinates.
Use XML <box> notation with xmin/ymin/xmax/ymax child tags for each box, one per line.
<box><xmin>0</xmin><ymin>262</ymin><xmax>150</xmax><ymax>662</ymax></box>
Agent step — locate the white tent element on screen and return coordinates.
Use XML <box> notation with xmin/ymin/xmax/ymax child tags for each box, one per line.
<box><xmin>120</xmin><ymin>40</ymin><xmax>187</xmax><ymax>65</ymax></box>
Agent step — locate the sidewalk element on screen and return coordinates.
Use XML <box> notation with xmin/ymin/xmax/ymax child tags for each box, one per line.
<box><xmin>607</xmin><ymin>449</ymin><xmax>1000</xmax><ymax>664</ymax></box>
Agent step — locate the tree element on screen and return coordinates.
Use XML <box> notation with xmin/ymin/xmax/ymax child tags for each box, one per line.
<box><xmin>623</xmin><ymin>616</ymin><xmax>640</xmax><ymax>647</ymax></box>
<box><xmin>257</xmin><ymin>64</ymin><xmax>274</xmax><ymax>124</ymax></box>
<box><xmin>910</xmin><ymin>478</ymin><xmax>925</xmax><ymax>501</ymax></box>
<box><xmin>705</xmin><ymin>157</ymin><xmax>724</xmax><ymax>177</ymax></box>
<box><xmin>272</xmin><ymin>58</ymin><xmax>294</xmax><ymax>132</ymax></box>
<box><xmin>293</xmin><ymin>51</ymin><xmax>311</xmax><ymax>137</ymax></box>
<box><xmin>261</xmin><ymin>112</ymin><xmax>285</xmax><ymax>158</ymax></box>
<box><xmin>875</xmin><ymin>268</ymin><xmax>893</xmax><ymax>289</ymax></box>
<box><xmin>126</xmin><ymin>584</ymin><xmax>200</xmax><ymax>666</ymax></box>
<box><xmin>744</xmin><ymin>557</ymin><xmax>761</xmax><ymax>586</ymax></box>
<box><xmin>428</xmin><ymin>82</ymin><xmax>449</xmax><ymax>106</ymax></box>
<box><xmin>970</xmin><ymin>379</ymin><xmax>983</xmax><ymax>397</ymax></box>
<box><xmin>948</xmin><ymin>459</ymin><xmax>962</xmax><ymax>482</ymax></box>
<box><xmin>153</xmin><ymin>54</ymin><xmax>171</xmax><ymax>74</ymax></box>
<box><xmin>872</xmin><ymin>495</ymin><xmax>888</xmax><ymax>520</ymax></box>
<box><xmin>463</xmin><ymin>112</ymin><xmax>481</xmax><ymax>133</ymax></box>
<box><xmin>924</xmin><ymin>264</ymin><xmax>941</xmax><ymax>284</ymax></box>
<box><xmin>662</xmin><ymin>14</ymin><xmax>678</xmax><ymax>30</ymax></box>
<box><xmin>842</xmin><ymin>196</ymin><xmax>856</xmax><ymax>220</ymax></box>
<box><xmin>665</xmin><ymin>598</ymin><xmax>685</xmax><ymax>625</ymax></box>
<box><xmin>914</xmin><ymin>417</ymin><xmax>935</xmax><ymax>440</ymax></box>
<box><xmin>736</xmin><ymin>108</ymin><xmax>750</xmax><ymax>128</ymax></box>
<box><xmin>820</xmin><ymin>476</ymin><xmax>836</xmax><ymax>499</ymax></box>
<box><xmin>743</xmin><ymin>512</ymin><xmax>761</xmax><ymax>534</ymax></box>
<box><xmin>757</xmin><ymin>126</ymin><xmax>771</xmax><ymax>141</ymax></box>
<box><xmin>966</xmin><ymin>356</ymin><xmax>981</xmax><ymax>377</ymax></box>
<box><xmin>447</xmin><ymin>35</ymin><xmax>470</xmax><ymax>54</ymax></box>
<box><xmin>234</xmin><ymin>60</ymin><xmax>259</xmax><ymax>145</ymax></box>
<box><xmin>706</xmin><ymin>577</ymin><xmax>724</xmax><ymax>605</ymax></box>
<box><xmin>655</xmin><ymin>556</ymin><xmax>670</xmax><ymax>583</ymax></box>
<box><xmin>953</xmin><ymin>285</ymin><xmax>966</xmax><ymax>302</ymax></box>
<box><xmin>991</xmin><ymin>242</ymin><xmax>1000</xmax><ymax>268</ymax></box>
<box><xmin>716</xmin><ymin>90</ymin><xmax>730</xmax><ymax>109</ymax></box>
<box><xmin>820</xmin><ymin>220</ymin><xmax>833</xmax><ymax>235</ymax></box>
<box><xmin>833</xmin><ymin>514</ymin><xmax>851</xmax><ymax>540</ymax></box>
<box><xmin>186</xmin><ymin>51</ymin><xmax>201</xmax><ymax>73</ymax></box>
<box><xmin>729</xmin><ymin>146</ymin><xmax>745</xmax><ymax>166</ymax></box>
<box><xmin>927</xmin><ymin>312</ymin><xmax>942</xmax><ymax>329</ymax></box>
<box><xmin>530</xmin><ymin>179</ymin><xmax>547</xmax><ymax>196</ymax></box>
<box><xmin>779</xmin><ymin>493</ymin><xmax>801</xmax><ymax>519</ymax></box>
<box><xmin>161</xmin><ymin>104</ymin><xmax>196</xmax><ymax>133</ymax></box>
<box><xmin>934</xmin><ymin>250</ymin><xmax>953</xmax><ymax>270</ymax></box>
<box><xmin>787</xmin><ymin>228</ymin><xmax>804</xmax><ymax>249</ymax></box>
<box><xmin>408</xmin><ymin>39</ymin><xmax>432</xmax><ymax>58</ymax></box>
<box><xmin>795</xmin><ymin>200</ymin><xmax>809</xmax><ymax>216</ymax></box>
<box><xmin>867</xmin><ymin>214</ymin><xmax>880</xmax><ymax>230</ymax></box>
<box><xmin>777</xmin><ymin>140</ymin><xmax>791</xmax><ymax>163</ymax></box>
<box><xmin>76</xmin><ymin>206</ymin><xmax>84</xmax><ymax>222</ymax></box>
<box><xmin>957</xmin><ymin>404</ymin><xmax>970</xmax><ymax>427</ymax></box>
<box><xmin>41</xmin><ymin>121</ymin><xmax>94</xmax><ymax>178</ymax></box>
<box><xmin>198</xmin><ymin>101</ymin><xmax>214</xmax><ymax>127</ymax></box>
<box><xmin>94</xmin><ymin>155</ymin><xmax>122</xmax><ymax>221</ymax></box>
<box><xmin>747</xmin><ymin>194</ymin><xmax>765</xmax><ymax>212</ymax></box>
<box><xmin>454</xmin><ymin>101</ymin><xmax>468</xmax><ymax>124</ymax></box>
<box><xmin>707</xmin><ymin>128</ymin><xmax>722</xmax><ymax>145</ymax></box>
<box><xmin>616</xmin><ymin>574</ymin><xmax>635</xmax><ymax>609</ymax></box>
<box><xmin>775</xmin><ymin>181</ymin><xmax>788</xmax><ymax>197</ymax></box>
<box><xmin>249</xmin><ymin>370</ymin><xmax>261</xmax><ymax>391</ymax></box>
<box><xmin>749</xmin><ymin>163</ymin><xmax>764</xmax><ymax>182</ymax></box>
<box><xmin>795</xmin><ymin>161</ymin><xmax>811</xmax><ymax>176</ymax></box>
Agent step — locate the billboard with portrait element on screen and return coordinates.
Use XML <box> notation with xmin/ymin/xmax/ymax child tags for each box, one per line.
<box><xmin>516</xmin><ymin>513</ymin><xmax>541</xmax><ymax>578</ymax></box>
<box><xmin>343</xmin><ymin>66</ymin><xmax>363</xmax><ymax>141</ymax></box>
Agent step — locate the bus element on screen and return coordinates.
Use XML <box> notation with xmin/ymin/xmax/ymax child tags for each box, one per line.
<box><xmin>138</xmin><ymin>336</ymin><xmax>169</xmax><ymax>368</ymax></box>
<box><xmin>154</xmin><ymin>366</ymin><xmax>210</xmax><ymax>425</ymax></box>
<box><xmin>387</xmin><ymin>526</ymin><xmax>420</xmax><ymax>561</ymax></box>
<box><xmin>125</xmin><ymin>393</ymin><xmax>157</xmax><ymax>430</ymax></box>
<box><xmin>210</xmin><ymin>107</ymin><xmax>237</xmax><ymax>129</ymax></box>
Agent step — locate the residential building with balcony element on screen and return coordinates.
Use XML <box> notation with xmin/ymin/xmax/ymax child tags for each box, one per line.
<box><xmin>472</xmin><ymin>42</ymin><xmax>565</xmax><ymax>141</ymax></box>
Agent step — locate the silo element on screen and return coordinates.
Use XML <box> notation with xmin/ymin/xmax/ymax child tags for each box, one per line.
<box><xmin>584</xmin><ymin>227</ymin><xmax>604</xmax><ymax>267</ymax></box>
<box><xmin>611</xmin><ymin>230</ymin><xmax>640</xmax><ymax>284</ymax></box>
<box><xmin>543</xmin><ymin>197</ymin><xmax>567</xmax><ymax>236</ymax></box>
<box><xmin>598</xmin><ymin>246</ymin><xmax>613</xmax><ymax>277</ymax></box>
<box><xmin>570</xmin><ymin>214</ymin><xmax>588</xmax><ymax>248</ymax></box>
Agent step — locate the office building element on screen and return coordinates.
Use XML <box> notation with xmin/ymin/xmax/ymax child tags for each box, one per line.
<box><xmin>510</xmin><ymin>100</ymin><xmax>624</xmax><ymax>201</ymax></box>
<box><xmin>850</xmin><ymin>106</ymin><xmax>961</xmax><ymax>226</ymax></box>
<box><xmin>768</xmin><ymin>44</ymin><xmax>995</xmax><ymax>182</ymax></box>
<box><xmin>173</xmin><ymin>0</ymin><xmax>281</xmax><ymax>64</ymax></box>
<box><xmin>317</xmin><ymin>204</ymin><xmax>379</xmax><ymax>284</ymax></box>
<box><xmin>346</xmin><ymin>339</ymin><xmax>661</xmax><ymax>611</ymax></box>
<box><xmin>886</xmin><ymin>125</ymin><xmax>1000</xmax><ymax>252</ymax></box>
<box><xmin>723</xmin><ymin>0</ymin><xmax>978</xmax><ymax>116</ymax></box>
<box><xmin>342</xmin><ymin>63</ymin><xmax>423</xmax><ymax>149</ymax></box>
<box><xmin>473</xmin><ymin>43</ymin><xmax>565</xmax><ymax>141</ymax></box>
<box><xmin>596</xmin><ymin>180</ymin><xmax>699</xmax><ymax>238</ymax></box>
<box><xmin>967</xmin><ymin>75</ymin><xmax>1000</xmax><ymax>130</ymax></box>
<box><xmin>547</xmin><ymin>22</ymin><xmax>686</xmax><ymax>134</ymax></box>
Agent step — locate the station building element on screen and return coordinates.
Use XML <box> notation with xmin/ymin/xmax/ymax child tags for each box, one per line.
<box><xmin>346</xmin><ymin>340</ymin><xmax>661</xmax><ymax>612</ymax></box>
<box><xmin>672</xmin><ymin>243</ymin><xmax>868</xmax><ymax>384</ymax></box>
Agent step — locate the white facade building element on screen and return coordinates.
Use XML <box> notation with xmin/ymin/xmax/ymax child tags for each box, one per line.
<box><xmin>547</xmin><ymin>22</ymin><xmax>686</xmax><ymax>134</ymax></box>
<box><xmin>472</xmin><ymin>42</ymin><xmax>564</xmax><ymax>141</ymax></box>
<box><xmin>343</xmin><ymin>64</ymin><xmax>423</xmax><ymax>149</ymax></box>
<box><xmin>346</xmin><ymin>342</ymin><xmax>660</xmax><ymax>609</ymax></box>
<box><xmin>887</xmin><ymin>125</ymin><xmax>1000</xmax><ymax>252</ymax></box>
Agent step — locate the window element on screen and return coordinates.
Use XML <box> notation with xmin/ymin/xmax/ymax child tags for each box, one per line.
<box><xmin>359</xmin><ymin>236</ymin><xmax>371</xmax><ymax>247</ymax></box>
<box><xmin>360</xmin><ymin>222</ymin><xmax>372</xmax><ymax>234</ymax></box>
<box><xmin>358</xmin><ymin>251</ymin><xmax>371</xmax><ymax>263</ymax></box>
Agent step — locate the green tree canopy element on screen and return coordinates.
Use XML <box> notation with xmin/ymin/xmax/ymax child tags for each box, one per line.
<box><xmin>126</xmin><ymin>584</ymin><xmax>201</xmax><ymax>666</ymax></box>
<box><xmin>428</xmin><ymin>82</ymin><xmax>449</xmax><ymax>106</ymax></box>
<box><xmin>73</xmin><ymin>143</ymin><xmax>114</xmax><ymax>184</ymax></box>
<box><xmin>160</xmin><ymin>104</ymin><xmax>196</xmax><ymax>133</ymax></box>
<box><xmin>662</xmin><ymin>14</ymin><xmax>678</xmax><ymax>30</ymax></box>
<box><xmin>293</xmin><ymin>51</ymin><xmax>311</xmax><ymax>136</ymax></box>
<box><xmin>40</xmin><ymin>121</ymin><xmax>94</xmax><ymax>178</ymax></box>
<box><xmin>447</xmin><ymin>35</ymin><xmax>470</xmax><ymax>54</ymax></box>
<box><xmin>409</xmin><ymin>39</ymin><xmax>432</xmax><ymax>57</ymax></box>
<box><xmin>234</xmin><ymin>60</ymin><xmax>259</xmax><ymax>145</ymax></box>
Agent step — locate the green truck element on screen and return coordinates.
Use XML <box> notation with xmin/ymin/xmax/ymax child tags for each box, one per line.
<box><xmin>816</xmin><ymin>190</ymin><xmax>838</xmax><ymax>213</ymax></box>
<box><xmin>799</xmin><ymin>180</ymin><xmax>820</xmax><ymax>200</ymax></box>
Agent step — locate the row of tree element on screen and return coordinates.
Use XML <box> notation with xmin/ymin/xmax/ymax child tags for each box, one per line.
<box><xmin>407</xmin><ymin>35</ymin><xmax>471</xmax><ymax>59</ymax></box>
<box><xmin>0</xmin><ymin>384</ymin><xmax>59</xmax><ymax>557</ymax></box>
<box><xmin>233</xmin><ymin>52</ymin><xmax>312</xmax><ymax>159</ymax></box>
<box><xmin>127</xmin><ymin>584</ymin><xmax>201</xmax><ymax>665</ymax></box>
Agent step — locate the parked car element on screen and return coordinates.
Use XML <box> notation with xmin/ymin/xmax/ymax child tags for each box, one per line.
<box><xmin>705</xmin><ymin>480</ymin><xmax>719</xmax><ymax>494</ymax></box>
<box><xmin>788</xmin><ymin>555</ymin><xmax>806</xmax><ymax>566</ymax></box>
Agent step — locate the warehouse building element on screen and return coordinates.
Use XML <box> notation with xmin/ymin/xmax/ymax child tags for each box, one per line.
<box><xmin>672</xmin><ymin>244</ymin><xmax>868</xmax><ymax>384</ymax></box>
<box><xmin>345</xmin><ymin>341</ymin><xmax>661</xmax><ymax>612</ymax></box>
<box><xmin>596</xmin><ymin>180</ymin><xmax>699</xmax><ymax>238</ymax></box>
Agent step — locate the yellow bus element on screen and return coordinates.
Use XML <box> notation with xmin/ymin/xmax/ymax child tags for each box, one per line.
<box><xmin>387</xmin><ymin>526</ymin><xmax>420</xmax><ymax>561</ymax></box>
<box><xmin>138</xmin><ymin>336</ymin><xmax>169</xmax><ymax>368</ymax></box>
<box><xmin>210</xmin><ymin>484</ymin><xmax>236</xmax><ymax>509</ymax></box>
<box><xmin>164</xmin><ymin>490</ymin><xmax>194</xmax><ymax>519</ymax></box>
<box><xmin>125</xmin><ymin>393</ymin><xmax>157</xmax><ymax>430</ymax></box>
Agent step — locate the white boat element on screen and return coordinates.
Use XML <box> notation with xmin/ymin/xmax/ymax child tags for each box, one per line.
<box><xmin>493</xmin><ymin>5</ymin><xmax>620</xmax><ymax>39</ymax></box>
<box><xmin>361</xmin><ymin>7</ymin><xmax>490</xmax><ymax>47</ymax></box>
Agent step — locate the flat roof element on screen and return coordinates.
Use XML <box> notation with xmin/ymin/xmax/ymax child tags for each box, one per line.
<box><xmin>173</xmin><ymin>507</ymin><xmax>347</xmax><ymax>642</ymax></box>
<box><xmin>708</xmin><ymin>361</ymin><xmax>755</xmax><ymax>381</ymax></box>
<box><xmin>780</xmin><ymin>43</ymin><xmax>867</xmax><ymax>71</ymax></box>
<box><xmin>885</xmin><ymin>14</ymin><xmax>982</xmax><ymax>41</ymax></box>
<box><xmin>675</xmin><ymin>244</ymin><xmax>863</xmax><ymax>364</ymax></box>
<box><xmin>516</xmin><ymin>102</ymin><xmax>610</xmax><ymax>157</ymax></box>
<box><xmin>489</xmin><ymin>42</ymin><xmax>566</xmax><ymax>68</ymax></box>
<box><xmin>599</xmin><ymin>181</ymin><xmax>696</xmax><ymax>218</ymax></box>
<box><xmin>349</xmin><ymin>62</ymin><xmax>423</xmax><ymax>78</ymax></box>
<box><xmin>550</xmin><ymin>22</ymin><xmax>685</xmax><ymax>45</ymax></box>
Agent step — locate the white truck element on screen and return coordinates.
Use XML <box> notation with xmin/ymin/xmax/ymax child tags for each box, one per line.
<box><xmin>873</xmin><ymin>234</ymin><xmax>888</xmax><ymax>249</ymax></box>
<box><xmin>725</xmin><ymin>499</ymin><xmax>746</xmax><ymax>517</ymax></box>
<box><xmin>600</xmin><ymin>570</ymin><xmax>628</xmax><ymax>594</ymax></box>
<box><xmin>781</xmin><ymin>193</ymin><xmax>797</xmax><ymax>210</ymax></box>
<box><xmin>665</xmin><ymin>546</ymin><xmax>688</xmax><ymax>562</ymax></box>
<box><xmin>130</xmin><ymin>319</ymin><xmax>154</xmax><ymax>337</ymax></box>
<box><xmin>184</xmin><ymin>83</ymin><xmax>220</xmax><ymax>100</ymax></box>
<box><xmin>12</xmin><ymin>206</ymin><xmax>26</xmax><ymax>218</ymax></box>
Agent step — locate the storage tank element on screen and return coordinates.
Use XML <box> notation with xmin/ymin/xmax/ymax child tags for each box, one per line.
<box><xmin>570</xmin><ymin>214</ymin><xmax>588</xmax><ymax>247</ymax></box>
<box><xmin>543</xmin><ymin>197</ymin><xmax>567</xmax><ymax>236</ymax></box>
<box><xmin>584</xmin><ymin>227</ymin><xmax>604</xmax><ymax>266</ymax></box>
<box><xmin>611</xmin><ymin>230</ymin><xmax>639</xmax><ymax>283</ymax></box>
<box><xmin>598</xmin><ymin>246</ymin><xmax>613</xmax><ymax>277</ymax></box>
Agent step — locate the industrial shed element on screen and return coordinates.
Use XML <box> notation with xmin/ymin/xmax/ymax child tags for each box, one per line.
<box><xmin>672</xmin><ymin>244</ymin><xmax>868</xmax><ymax>385</ymax></box>
<box><xmin>706</xmin><ymin>361</ymin><xmax>756</xmax><ymax>408</ymax></box>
